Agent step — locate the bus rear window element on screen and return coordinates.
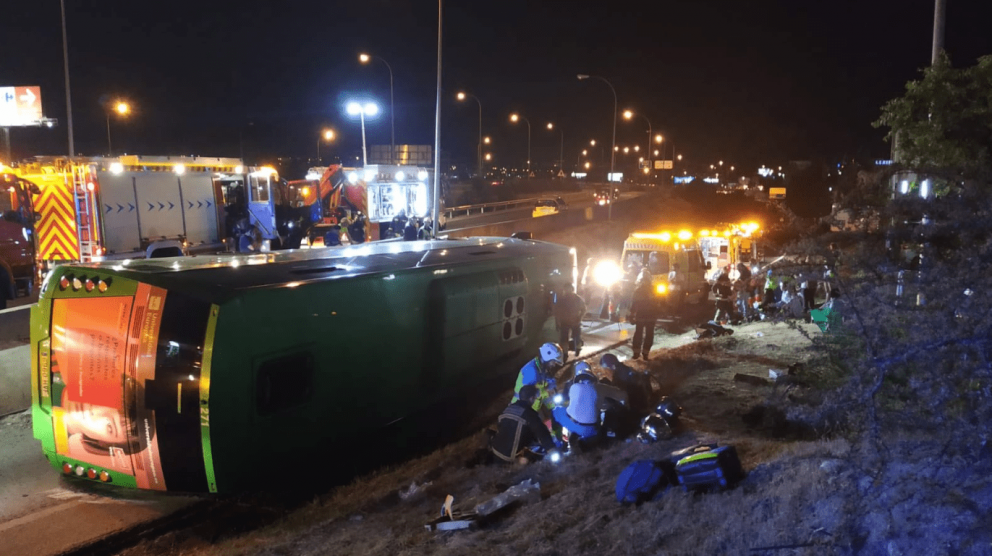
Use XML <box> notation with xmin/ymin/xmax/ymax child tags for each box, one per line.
<box><xmin>256</xmin><ymin>353</ymin><xmax>315</xmax><ymax>415</ymax></box>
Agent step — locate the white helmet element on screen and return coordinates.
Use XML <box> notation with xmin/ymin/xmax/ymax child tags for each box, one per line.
<box><xmin>574</xmin><ymin>361</ymin><xmax>596</xmax><ymax>383</ymax></box>
<box><xmin>539</xmin><ymin>343</ymin><xmax>565</xmax><ymax>367</ymax></box>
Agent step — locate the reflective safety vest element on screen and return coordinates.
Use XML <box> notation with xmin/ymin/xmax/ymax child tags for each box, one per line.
<box><xmin>511</xmin><ymin>358</ymin><xmax>555</xmax><ymax>411</ymax></box>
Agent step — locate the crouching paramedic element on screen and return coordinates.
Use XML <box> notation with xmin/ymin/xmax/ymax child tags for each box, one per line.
<box><xmin>511</xmin><ymin>343</ymin><xmax>564</xmax><ymax>412</ymax></box>
<box><xmin>552</xmin><ymin>363</ymin><xmax>601</xmax><ymax>447</ymax></box>
<box><xmin>491</xmin><ymin>385</ymin><xmax>560</xmax><ymax>463</ymax></box>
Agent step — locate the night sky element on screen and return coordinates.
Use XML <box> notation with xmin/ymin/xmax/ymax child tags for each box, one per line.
<box><xmin>3</xmin><ymin>0</ymin><xmax>991</xmax><ymax>176</ymax></box>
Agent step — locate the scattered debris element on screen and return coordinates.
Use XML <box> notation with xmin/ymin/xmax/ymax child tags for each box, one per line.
<box><xmin>768</xmin><ymin>369</ymin><xmax>782</xmax><ymax>381</ymax></box>
<box><xmin>734</xmin><ymin>373</ymin><xmax>771</xmax><ymax>387</ymax></box>
<box><xmin>473</xmin><ymin>479</ymin><xmax>541</xmax><ymax>517</ymax></box>
<box><xmin>425</xmin><ymin>494</ymin><xmax>478</xmax><ymax>532</ymax></box>
<box><xmin>398</xmin><ymin>480</ymin><xmax>432</xmax><ymax>501</ymax></box>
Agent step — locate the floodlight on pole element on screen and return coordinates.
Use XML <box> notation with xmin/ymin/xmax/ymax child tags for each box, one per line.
<box><xmin>547</xmin><ymin>122</ymin><xmax>564</xmax><ymax>175</ymax></box>
<box><xmin>345</xmin><ymin>101</ymin><xmax>380</xmax><ymax>166</ymax></box>
<box><xmin>105</xmin><ymin>98</ymin><xmax>131</xmax><ymax>156</ymax></box>
<box><xmin>318</xmin><ymin>128</ymin><xmax>336</xmax><ymax>160</ymax></box>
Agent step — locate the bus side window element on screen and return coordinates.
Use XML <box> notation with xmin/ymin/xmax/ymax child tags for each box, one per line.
<box><xmin>256</xmin><ymin>352</ymin><xmax>315</xmax><ymax>416</ymax></box>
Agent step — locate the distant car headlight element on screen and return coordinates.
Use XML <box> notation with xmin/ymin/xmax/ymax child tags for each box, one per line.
<box><xmin>593</xmin><ymin>260</ymin><xmax>622</xmax><ymax>288</ymax></box>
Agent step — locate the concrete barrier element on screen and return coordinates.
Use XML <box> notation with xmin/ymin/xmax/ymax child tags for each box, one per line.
<box><xmin>0</xmin><ymin>345</ymin><xmax>31</xmax><ymax>416</ymax></box>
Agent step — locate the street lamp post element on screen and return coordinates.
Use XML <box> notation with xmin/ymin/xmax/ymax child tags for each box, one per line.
<box><xmin>509</xmin><ymin>113</ymin><xmax>532</xmax><ymax>173</ymax></box>
<box><xmin>60</xmin><ymin>0</ymin><xmax>74</xmax><ymax>157</ymax></box>
<box><xmin>346</xmin><ymin>102</ymin><xmax>380</xmax><ymax>166</ymax></box>
<box><xmin>456</xmin><ymin>92</ymin><xmax>483</xmax><ymax>177</ymax></box>
<box><xmin>317</xmin><ymin>128</ymin><xmax>335</xmax><ymax>161</ymax></box>
<box><xmin>359</xmin><ymin>53</ymin><xmax>395</xmax><ymax>164</ymax></box>
<box><xmin>577</xmin><ymin>74</ymin><xmax>617</xmax><ymax>220</ymax></box>
<box><xmin>431</xmin><ymin>0</ymin><xmax>443</xmax><ymax>238</ymax></box>
<box><xmin>623</xmin><ymin>110</ymin><xmax>652</xmax><ymax>177</ymax></box>
<box><xmin>547</xmin><ymin>123</ymin><xmax>564</xmax><ymax>176</ymax></box>
<box><xmin>106</xmin><ymin>101</ymin><xmax>129</xmax><ymax>156</ymax></box>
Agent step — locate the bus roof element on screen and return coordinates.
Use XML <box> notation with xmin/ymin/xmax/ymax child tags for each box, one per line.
<box><xmin>65</xmin><ymin>237</ymin><xmax>567</xmax><ymax>302</ymax></box>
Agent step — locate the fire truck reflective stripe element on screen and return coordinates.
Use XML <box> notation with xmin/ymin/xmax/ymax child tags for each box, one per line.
<box><xmin>35</xmin><ymin>180</ymin><xmax>80</xmax><ymax>261</ymax></box>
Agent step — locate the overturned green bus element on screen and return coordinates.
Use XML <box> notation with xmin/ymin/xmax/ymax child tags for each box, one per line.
<box><xmin>31</xmin><ymin>237</ymin><xmax>573</xmax><ymax>493</ymax></box>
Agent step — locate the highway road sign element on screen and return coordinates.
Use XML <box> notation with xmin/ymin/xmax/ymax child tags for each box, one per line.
<box><xmin>0</xmin><ymin>86</ymin><xmax>43</xmax><ymax>127</ymax></box>
<box><xmin>653</xmin><ymin>160</ymin><xmax>673</xmax><ymax>170</ymax></box>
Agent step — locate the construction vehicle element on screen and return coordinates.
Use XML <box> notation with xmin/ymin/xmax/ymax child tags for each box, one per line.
<box><xmin>0</xmin><ymin>168</ymin><xmax>39</xmax><ymax>304</ymax></box>
<box><xmin>285</xmin><ymin>164</ymin><xmax>434</xmax><ymax>245</ymax></box>
<box><xmin>6</xmin><ymin>156</ymin><xmax>297</xmax><ymax>271</ymax></box>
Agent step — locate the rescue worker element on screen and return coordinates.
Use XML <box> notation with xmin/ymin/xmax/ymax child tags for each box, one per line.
<box><xmin>552</xmin><ymin>363</ymin><xmax>601</xmax><ymax>448</ymax></box>
<box><xmin>554</xmin><ymin>284</ymin><xmax>586</xmax><ymax>359</ymax></box>
<box><xmin>491</xmin><ymin>385</ymin><xmax>560</xmax><ymax>463</ymax></box>
<box><xmin>713</xmin><ymin>273</ymin><xmax>734</xmax><ymax>324</ymax></box>
<box><xmin>628</xmin><ymin>270</ymin><xmax>659</xmax><ymax>360</ymax></box>
<box><xmin>511</xmin><ymin>343</ymin><xmax>564</xmax><ymax>412</ymax></box>
<box><xmin>600</xmin><ymin>353</ymin><xmax>654</xmax><ymax>417</ymax></box>
<box><xmin>403</xmin><ymin>217</ymin><xmax>420</xmax><ymax>241</ymax></box>
<box><xmin>324</xmin><ymin>225</ymin><xmax>343</xmax><ymax>247</ymax></box>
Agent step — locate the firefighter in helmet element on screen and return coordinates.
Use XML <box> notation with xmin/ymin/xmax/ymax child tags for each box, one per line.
<box><xmin>511</xmin><ymin>342</ymin><xmax>564</xmax><ymax>412</ymax></box>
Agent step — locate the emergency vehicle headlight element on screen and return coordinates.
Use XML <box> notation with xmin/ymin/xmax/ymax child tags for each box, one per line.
<box><xmin>347</xmin><ymin>172</ymin><xmax>358</xmax><ymax>184</ymax></box>
<box><xmin>110</xmin><ymin>162</ymin><xmax>124</xmax><ymax>175</ymax></box>
<box><xmin>593</xmin><ymin>260</ymin><xmax>622</xmax><ymax>288</ymax></box>
<box><xmin>394</xmin><ymin>171</ymin><xmax>405</xmax><ymax>181</ymax></box>
<box><xmin>301</xmin><ymin>187</ymin><xmax>310</xmax><ymax>197</ymax></box>
<box><xmin>364</xmin><ymin>170</ymin><xmax>376</xmax><ymax>182</ymax></box>
<box><xmin>678</xmin><ymin>230</ymin><xmax>693</xmax><ymax>241</ymax></box>
<box><xmin>235</xmin><ymin>166</ymin><xmax>244</xmax><ymax>174</ymax></box>
<box><xmin>656</xmin><ymin>283</ymin><xmax>668</xmax><ymax>295</ymax></box>
<box><xmin>174</xmin><ymin>164</ymin><xmax>186</xmax><ymax>175</ymax></box>
<box><xmin>418</xmin><ymin>171</ymin><xmax>428</xmax><ymax>181</ymax></box>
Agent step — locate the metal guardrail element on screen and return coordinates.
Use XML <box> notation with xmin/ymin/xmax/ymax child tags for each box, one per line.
<box><xmin>443</xmin><ymin>191</ymin><xmax>593</xmax><ymax>219</ymax></box>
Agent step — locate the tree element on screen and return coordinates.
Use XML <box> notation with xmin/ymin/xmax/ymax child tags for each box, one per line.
<box><xmin>874</xmin><ymin>53</ymin><xmax>992</xmax><ymax>188</ymax></box>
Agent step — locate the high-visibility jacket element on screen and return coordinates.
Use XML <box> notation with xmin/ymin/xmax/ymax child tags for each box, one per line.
<box><xmin>511</xmin><ymin>358</ymin><xmax>555</xmax><ymax>411</ymax></box>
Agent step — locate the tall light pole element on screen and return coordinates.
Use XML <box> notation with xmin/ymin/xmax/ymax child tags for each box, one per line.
<box><xmin>547</xmin><ymin>122</ymin><xmax>564</xmax><ymax>176</ymax></box>
<box><xmin>509</xmin><ymin>113</ymin><xmax>531</xmax><ymax>173</ymax></box>
<box><xmin>578</xmin><ymin>74</ymin><xmax>617</xmax><ymax>220</ymax></box>
<box><xmin>359</xmin><ymin>53</ymin><xmax>395</xmax><ymax>164</ymax></box>
<box><xmin>317</xmin><ymin>128</ymin><xmax>335</xmax><ymax>161</ymax></box>
<box><xmin>431</xmin><ymin>0</ymin><xmax>443</xmax><ymax>238</ymax></box>
<box><xmin>346</xmin><ymin>101</ymin><xmax>380</xmax><ymax>166</ymax></box>
<box><xmin>60</xmin><ymin>0</ymin><xmax>74</xmax><ymax>157</ymax></box>
<box><xmin>105</xmin><ymin>101</ymin><xmax>130</xmax><ymax>156</ymax></box>
<box><xmin>623</xmin><ymin>109</ymin><xmax>652</xmax><ymax>176</ymax></box>
<box><xmin>932</xmin><ymin>0</ymin><xmax>947</xmax><ymax>66</ymax></box>
<box><xmin>456</xmin><ymin>91</ymin><xmax>483</xmax><ymax>177</ymax></box>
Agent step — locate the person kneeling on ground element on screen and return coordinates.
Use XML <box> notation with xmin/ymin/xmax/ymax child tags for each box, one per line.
<box><xmin>491</xmin><ymin>385</ymin><xmax>561</xmax><ymax>463</ymax></box>
<box><xmin>552</xmin><ymin>363</ymin><xmax>601</xmax><ymax>450</ymax></box>
<box><xmin>600</xmin><ymin>353</ymin><xmax>654</xmax><ymax>417</ymax></box>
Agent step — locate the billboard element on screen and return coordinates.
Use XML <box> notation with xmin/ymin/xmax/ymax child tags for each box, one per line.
<box><xmin>0</xmin><ymin>86</ymin><xmax>43</xmax><ymax>126</ymax></box>
<box><xmin>370</xmin><ymin>144</ymin><xmax>432</xmax><ymax>165</ymax></box>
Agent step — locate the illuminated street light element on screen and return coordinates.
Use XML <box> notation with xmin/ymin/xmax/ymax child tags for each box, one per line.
<box><xmin>578</xmin><ymin>74</ymin><xmax>618</xmax><ymax>220</ymax></box>
<box><xmin>677</xmin><ymin>154</ymin><xmax>683</xmax><ymax>161</ymax></box>
<box><xmin>623</xmin><ymin>147</ymin><xmax>630</xmax><ymax>154</ymax></box>
<box><xmin>456</xmin><ymin>91</ymin><xmax>484</xmax><ymax>176</ymax></box>
<box><xmin>582</xmin><ymin>149</ymin><xmax>588</xmax><ymax>156</ymax></box>
<box><xmin>105</xmin><ymin>98</ymin><xmax>131</xmax><ymax>156</ymax></box>
<box><xmin>623</xmin><ymin>109</ymin><xmax>654</xmax><ymax>175</ymax></box>
<box><xmin>345</xmin><ymin>101</ymin><xmax>380</xmax><ymax>166</ymax></box>
<box><xmin>317</xmin><ymin>128</ymin><xmax>336</xmax><ymax>160</ymax></box>
<box><xmin>485</xmin><ymin>153</ymin><xmax>492</xmax><ymax>161</ymax></box>
<box><xmin>654</xmin><ymin>150</ymin><xmax>659</xmax><ymax>156</ymax></box>
<box><xmin>483</xmin><ymin>136</ymin><xmax>491</xmax><ymax>144</ymax></box>
<box><xmin>590</xmin><ymin>139</ymin><xmax>596</xmax><ymax>146</ymax></box>
<box><xmin>584</xmin><ymin>161</ymin><xmax>591</xmax><ymax>169</ymax></box>
<box><xmin>719</xmin><ymin>160</ymin><xmax>724</xmax><ymax>166</ymax></box>
<box><xmin>547</xmin><ymin>122</ymin><xmax>564</xmax><ymax>174</ymax></box>
<box><xmin>358</xmin><ymin>53</ymin><xmax>396</xmax><ymax>163</ymax></box>
<box><xmin>655</xmin><ymin>134</ymin><xmax>663</xmax><ymax>144</ymax></box>
<box><xmin>509</xmin><ymin>113</ymin><xmax>532</xmax><ymax>172</ymax></box>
